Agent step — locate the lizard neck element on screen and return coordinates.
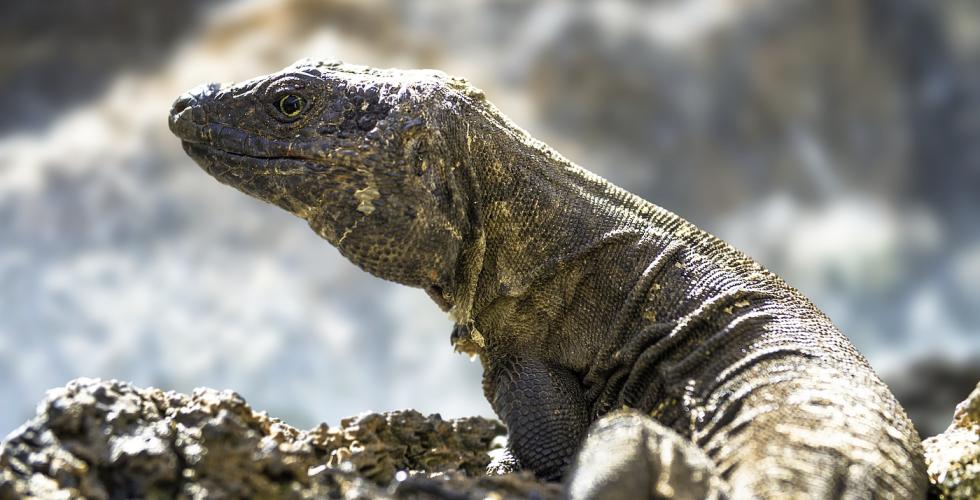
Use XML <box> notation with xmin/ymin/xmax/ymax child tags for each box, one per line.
<box><xmin>444</xmin><ymin>99</ymin><xmax>676</xmax><ymax>356</ymax></box>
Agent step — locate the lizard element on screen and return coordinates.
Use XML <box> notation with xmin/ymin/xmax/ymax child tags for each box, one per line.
<box><xmin>168</xmin><ymin>59</ymin><xmax>928</xmax><ymax>499</ymax></box>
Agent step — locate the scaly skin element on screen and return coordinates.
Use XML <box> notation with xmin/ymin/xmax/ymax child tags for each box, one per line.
<box><xmin>169</xmin><ymin>59</ymin><xmax>928</xmax><ymax>499</ymax></box>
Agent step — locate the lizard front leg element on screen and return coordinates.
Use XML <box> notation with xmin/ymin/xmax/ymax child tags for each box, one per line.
<box><xmin>483</xmin><ymin>355</ymin><xmax>589</xmax><ymax>481</ymax></box>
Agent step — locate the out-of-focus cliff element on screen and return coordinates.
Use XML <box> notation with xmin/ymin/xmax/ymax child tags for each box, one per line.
<box><xmin>0</xmin><ymin>1</ymin><xmax>228</xmax><ymax>134</ymax></box>
<box><xmin>1</xmin><ymin>0</ymin><xmax>978</xmax><ymax>440</ymax></box>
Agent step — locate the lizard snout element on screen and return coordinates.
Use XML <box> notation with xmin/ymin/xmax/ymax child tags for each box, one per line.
<box><xmin>170</xmin><ymin>92</ymin><xmax>197</xmax><ymax>117</ymax></box>
<box><xmin>170</xmin><ymin>82</ymin><xmax>223</xmax><ymax>115</ymax></box>
<box><xmin>168</xmin><ymin>83</ymin><xmax>225</xmax><ymax>141</ymax></box>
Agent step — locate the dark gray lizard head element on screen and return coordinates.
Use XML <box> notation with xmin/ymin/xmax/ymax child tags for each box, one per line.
<box><xmin>169</xmin><ymin>59</ymin><xmax>482</xmax><ymax>296</ymax></box>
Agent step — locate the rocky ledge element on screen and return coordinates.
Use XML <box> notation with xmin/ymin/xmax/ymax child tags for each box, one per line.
<box><xmin>0</xmin><ymin>378</ymin><xmax>557</xmax><ymax>499</ymax></box>
<box><xmin>923</xmin><ymin>382</ymin><xmax>980</xmax><ymax>499</ymax></box>
<box><xmin>2</xmin><ymin>378</ymin><xmax>978</xmax><ymax>499</ymax></box>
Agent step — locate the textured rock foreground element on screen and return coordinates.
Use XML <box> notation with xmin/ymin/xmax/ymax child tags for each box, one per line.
<box><xmin>2</xmin><ymin>378</ymin><xmax>978</xmax><ymax>499</ymax></box>
<box><xmin>923</xmin><ymin>382</ymin><xmax>980</xmax><ymax>499</ymax></box>
<box><xmin>0</xmin><ymin>379</ymin><xmax>557</xmax><ymax>499</ymax></box>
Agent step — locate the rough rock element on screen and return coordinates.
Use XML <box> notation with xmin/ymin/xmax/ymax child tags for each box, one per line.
<box><xmin>923</xmin><ymin>382</ymin><xmax>980</xmax><ymax>499</ymax></box>
<box><xmin>0</xmin><ymin>378</ymin><xmax>558</xmax><ymax>500</ymax></box>
<box><xmin>4</xmin><ymin>377</ymin><xmax>976</xmax><ymax>498</ymax></box>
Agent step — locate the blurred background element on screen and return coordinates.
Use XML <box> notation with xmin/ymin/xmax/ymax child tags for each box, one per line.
<box><xmin>1</xmin><ymin>0</ymin><xmax>978</xmax><ymax>439</ymax></box>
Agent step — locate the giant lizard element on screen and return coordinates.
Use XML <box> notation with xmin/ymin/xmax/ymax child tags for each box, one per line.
<box><xmin>169</xmin><ymin>60</ymin><xmax>927</xmax><ymax>499</ymax></box>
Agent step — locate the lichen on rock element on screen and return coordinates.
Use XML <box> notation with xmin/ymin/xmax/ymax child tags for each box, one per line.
<box><xmin>0</xmin><ymin>378</ymin><xmax>557</xmax><ymax>499</ymax></box>
<box><xmin>923</xmin><ymin>382</ymin><xmax>980</xmax><ymax>499</ymax></box>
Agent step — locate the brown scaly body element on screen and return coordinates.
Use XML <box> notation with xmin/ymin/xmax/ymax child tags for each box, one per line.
<box><xmin>169</xmin><ymin>59</ymin><xmax>928</xmax><ymax>499</ymax></box>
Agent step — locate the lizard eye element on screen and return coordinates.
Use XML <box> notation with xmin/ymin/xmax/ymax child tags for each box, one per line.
<box><xmin>278</xmin><ymin>94</ymin><xmax>305</xmax><ymax>117</ymax></box>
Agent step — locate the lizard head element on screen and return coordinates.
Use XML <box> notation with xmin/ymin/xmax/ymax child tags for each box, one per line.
<box><xmin>169</xmin><ymin>59</ymin><xmax>482</xmax><ymax>299</ymax></box>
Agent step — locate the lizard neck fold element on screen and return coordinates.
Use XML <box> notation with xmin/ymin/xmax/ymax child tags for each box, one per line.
<box><xmin>442</xmin><ymin>99</ymin><xmax>674</xmax><ymax>357</ymax></box>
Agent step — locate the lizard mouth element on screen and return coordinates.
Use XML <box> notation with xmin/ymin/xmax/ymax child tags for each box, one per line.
<box><xmin>170</xmin><ymin>114</ymin><xmax>313</xmax><ymax>161</ymax></box>
<box><xmin>179</xmin><ymin>140</ymin><xmax>324</xmax><ymax>217</ymax></box>
<box><xmin>179</xmin><ymin>141</ymin><xmax>329</xmax><ymax>205</ymax></box>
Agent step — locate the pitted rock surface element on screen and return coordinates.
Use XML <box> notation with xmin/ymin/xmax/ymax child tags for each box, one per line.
<box><xmin>924</xmin><ymin>382</ymin><xmax>980</xmax><ymax>499</ymax></box>
<box><xmin>0</xmin><ymin>377</ymin><xmax>973</xmax><ymax>498</ymax></box>
<box><xmin>0</xmin><ymin>378</ymin><xmax>557</xmax><ymax>500</ymax></box>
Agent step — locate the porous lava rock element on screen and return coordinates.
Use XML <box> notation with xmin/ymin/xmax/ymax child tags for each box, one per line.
<box><xmin>4</xmin><ymin>376</ymin><xmax>971</xmax><ymax>498</ymax></box>
<box><xmin>0</xmin><ymin>378</ymin><xmax>558</xmax><ymax>499</ymax></box>
<box><xmin>923</xmin><ymin>382</ymin><xmax>980</xmax><ymax>499</ymax></box>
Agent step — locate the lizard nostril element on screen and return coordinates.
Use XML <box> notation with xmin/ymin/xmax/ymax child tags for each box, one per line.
<box><xmin>170</xmin><ymin>82</ymin><xmax>225</xmax><ymax>117</ymax></box>
<box><xmin>170</xmin><ymin>94</ymin><xmax>197</xmax><ymax>116</ymax></box>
